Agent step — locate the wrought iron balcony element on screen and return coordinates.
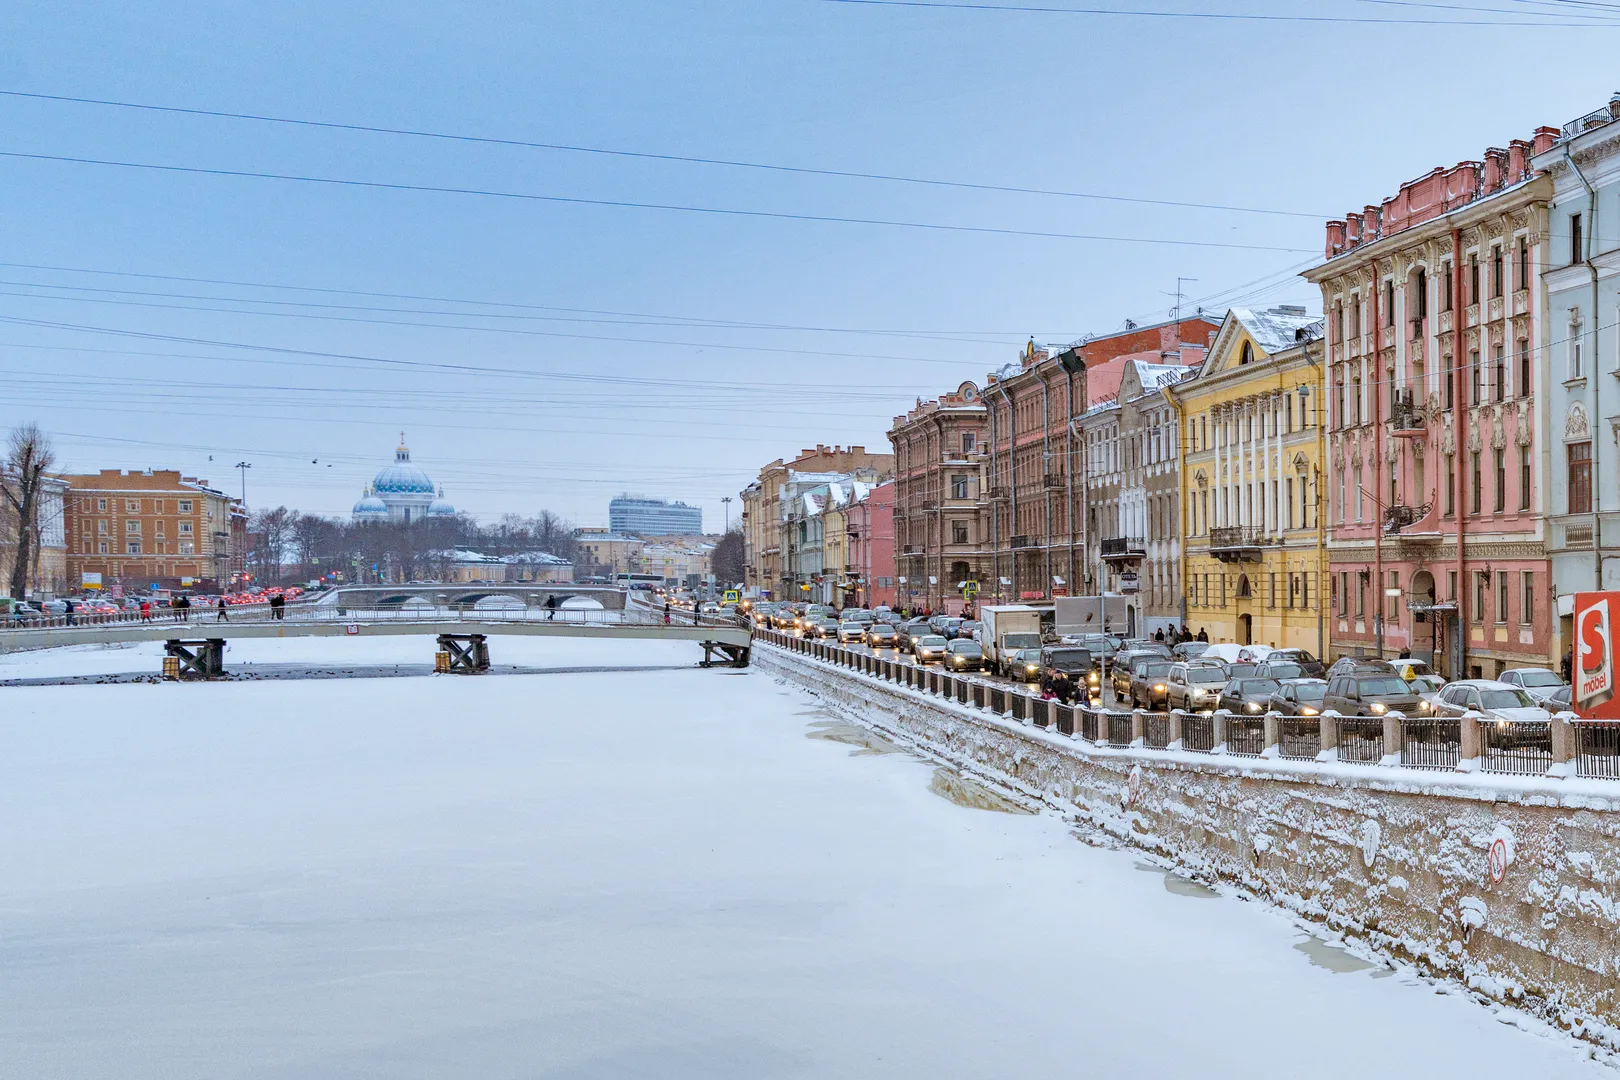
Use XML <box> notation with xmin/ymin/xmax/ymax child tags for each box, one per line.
<box><xmin>1043</xmin><ymin>473</ymin><xmax>1064</xmax><ymax>488</ymax></box>
<box><xmin>1100</xmin><ymin>536</ymin><xmax>1146</xmax><ymax>562</ymax></box>
<box><xmin>1208</xmin><ymin>525</ymin><xmax>1269</xmax><ymax>562</ymax></box>
<box><xmin>1390</xmin><ymin>396</ymin><xmax>1426</xmax><ymax>437</ymax></box>
<box><xmin>1011</xmin><ymin>534</ymin><xmax>1034</xmax><ymax>549</ymax></box>
<box><xmin>986</xmin><ymin>486</ymin><xmax>1009</xmax><ymax>501</ymax></box>
<box><xmin>1383</xmin><ymin>502</ymin><xmax>1436</xmax><ymax>537</ymax></box>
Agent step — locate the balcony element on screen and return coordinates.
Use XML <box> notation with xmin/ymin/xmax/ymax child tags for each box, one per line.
<box><xmin>1100</xmin><ymin>536</ymin><xmax>1146</xmax><ymax>563</ymax></box>
<box><xmin>920</xmin><ymin>499</ymin><xmax>938</xmax><ymax>511</ymax></box>
<box><xmin>1207</xmin><ymin>525</ymin><xmax>1269</xmax><ymax>562</ymax></box>
<box><xmin>1383</xmin><ymin>502</ymin><xmax>1438</xmax><ymax>541</ymax></box>
<box><xmin>1011</xmin><ymin>534</ymin><xmax>1034</xmax><ymax>549</ymax></box>
<box><xmin>1043</xmin><ymin>473</ymin><xmax>1064</xmax><ymax>488</ymax></box>
<box><xmin>1390</xmin><ymin>398</ymin><xmax>1426</xmax><ymax>438</ymax></box>
<box><xmin>986</xmin><ymin>486</ymin><xmax>1009</xmax><ymax>501</ymax></box>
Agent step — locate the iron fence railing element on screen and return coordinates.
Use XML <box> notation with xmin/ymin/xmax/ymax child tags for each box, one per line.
<box><xmin>1054</xmin><ymin>704</ymin><xmax>1075</xmax><ymax>737</ymax></box>
<box><xmin>1107</xmin><ymin>712</ymin><xmax>1133</xmax><ymax>747</ymax></box>
<box><xmin>1335</xmin><ymin>716</ymin><xmax>1386</xmax><ymax>763</ymax></box>
<box><xmin>1481</xmin><ymin>720</ymin><xmax>1553</xmax><ymax>775</ymax></box>
<box><xmin>1278</xmin><ymin>717</ymin><xmax>1320</xmax><ymax>760</ymax></box>
<box><xmin>1144</xmin><ymin>712</ymin><xmax>1171</xmax><ymax>749</ymax></box>
<box><xmin>1010</xmin><ymin>693</ymin><xmax>1026</xmax><ymax>721</ymax></box>
<box><xmin>1400</xmin><ymin>716</ymin><xmax>1460</xmax><ymax>770</ymax></box>
<box><xmin>1182</xmin><ymin>713</ymin><xmax>1215</xmax><ymax>752</ymax></box>
<box><xmin>1081</xmin><ymin>707</ymin><xmax>1100</xmax><ymax>743</ymax></box>
<box><xmin>1225</xmin><ymin>717</ymin><xmax>1265</xmax><ymax>757</ymax></box>
<box><xmin>1577</xmin><ymin>721</ymin><xmax>1620</xmax><ymax>779</ymax></box>
<box><xmin>1031</xmin><ymin>698</ymin><xmax>1050</xmax><ymax>728</ymax></box>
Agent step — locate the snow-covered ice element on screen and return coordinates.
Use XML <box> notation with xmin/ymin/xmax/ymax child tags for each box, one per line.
<box><xmin>0</xmin><ymin>637</ymin><xmax>1608</xmax><ymax>1078</ymax></box>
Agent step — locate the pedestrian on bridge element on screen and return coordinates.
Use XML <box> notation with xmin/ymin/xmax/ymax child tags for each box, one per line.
<box><xmin>175</xmin><ymin>595</ymin><xmax>191</xmax><ymax>624</ymax></box>
<box><xmin>663</xmin><ymin>600</ymin><xmax>671</xmax><ymax>625</ymax></box>
<box><xmin>544</xmin><ymin>594</ymin><xmax>557</xmax><ymax>621</ymax></box>
<box><xmin>139</xmin><ymin>600</ymin><xmax>151</xmax><ymax>622</ymax></box>
<box><xmin>216</xmin><ymin>598</ymin><xmax>230</xmax><ymax>623</ymax></box>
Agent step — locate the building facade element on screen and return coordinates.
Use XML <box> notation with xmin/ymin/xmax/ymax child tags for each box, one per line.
<box><xmin>1306</xmin><ymin>129</ymin><xmax>1557</xmax><ymax>676</ymax></box>
<box><xmin>62</xmin><ymin>469</ymin><xmax>247</xmax><ymax>592</ymax></box>
<box><xmin>1172</xmin><ymin>308</ymin><xmax>1328</xmax><ymax>651</ymax></box>
<box><xmin>573</xmin><ymin>529</ymin><xmax>644</xmax><ymax>579</ymax></box>
<box><xmin>846</xmin><ymin>480</ymin><xmax>896</xmax><ymax>610</ymax></box>
<box><xmin>1082</xmin><ymin>358</ymin><xmax>1198</xmax><ymax>638</ymax></box>
<box><xmin>739</xmin><ymin>445</ymin><xmax>893</xmax><ymax>599</ymax></box>
<box><xmin>888</xmin><ymin>382</ymin><xmax>988</xmax><ymax>615</ymax></box>
<box><xmin>1534</xmin><ymin>97</ymin><xmax>1620</xmax><ymax>657</ymax></box>
<box><xmin>608</xmin><ymin>495</ymin><xmax>703</xmax><ymax>537</ymax></box>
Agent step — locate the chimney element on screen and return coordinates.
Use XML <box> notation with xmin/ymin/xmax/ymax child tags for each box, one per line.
<box><xmin>1482</xmin><ymin>147</ymin><xmax>1507</xmax><ymax>191</ymax></box>
<box><xmin>1610</xmin><ymin>92</ymin><xmax>1620</xmax><ymax>120</ymax></box>
<box><xmin>1363</xmin><ymin>205</ymin><xmax>1382</xmax><ymax>241</ymax></box>
<box><xmin>1532</xmin><ymin>125</ymin><xmax>1560</xmax><ymax>155</ymax></box>
<box><xmin>1346</xmin><ymin>211</ymin><xmax>1363</xmax><ymax>246</ymax></box>
<box><xmin>1326</xmin><ymin>220</ymin><xmax>1346</xmax><ymax>256</ymax></box>
<box><xmin>1507</xmin><ymin>139</ymin><xmax>1530</xmax><ymax>182</ymax></box>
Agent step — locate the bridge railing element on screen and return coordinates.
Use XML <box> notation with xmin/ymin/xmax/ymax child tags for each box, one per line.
<box><xmin>754</xmin><ymin>629</ymin><xmax>1605</xmax><ymax>782</ymax></box>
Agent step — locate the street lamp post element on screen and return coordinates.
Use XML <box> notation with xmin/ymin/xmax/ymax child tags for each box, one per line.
<box><xmin>721</xmin><ymin>496</ymin><xmax>732</xmax><ymax>532</ymax></box>
<box><xmin>235</xmin><ymin>461</ymin><xmax>252</xmax><ymax>506</ymax></box>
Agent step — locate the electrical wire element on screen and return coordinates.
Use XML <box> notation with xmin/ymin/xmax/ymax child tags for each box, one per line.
<box><xmin>814</xmin><ymin>0</ymin><xmax>1618</xmax><ymax>24</ymax></box>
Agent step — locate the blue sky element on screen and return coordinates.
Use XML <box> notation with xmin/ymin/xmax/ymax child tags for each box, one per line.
<box><xmin>1</xmin><ymin>1</ymin><xmax>1616</xmax><ymax>528</ymax></box>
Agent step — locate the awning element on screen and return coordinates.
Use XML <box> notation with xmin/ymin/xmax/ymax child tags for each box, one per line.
<box><xmin>928</xmin><ymin>576</ymin><xmax>938</xmax><ymax>584</ymax></box>
<box><xmin>1406</xmin><ymin>601</ymin><xmax>1458</xmax><ymax>614</ymax></box>
<box><xmin>897</xmin><ymin>576</ymin><xmax>907</xmax><ymax>584</ymax></box>
<box><xmin>1052</xmin><ymin>575</ymin><xmax>1066</xmax><ymax>585</ymax></box>
<box><xmin>999</xmin><ymin>577</ymin><xmax>1012</xmax><ymax>585</ymax></box>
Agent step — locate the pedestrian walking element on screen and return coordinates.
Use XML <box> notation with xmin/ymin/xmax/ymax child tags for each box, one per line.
<box><xmin>216</xmin><ymin>598</ymin><xmax>230</xmax><ymax>623</ymax></box>
<box><xmin>1196</xmin><ymin>627</ymin><xmax>1209</xmax><ymax>643</ymax></box>
<box><xmin>63</xmin><ymin>598</ymin><xmax>75</xmax><ymax>627</ymax></box>
<box><xmin>664</xmin><ymin>600</ymin><xmax>671</xmax><ymax>625</ymax></box>
<box><xmin>139</xmin><ymin>599</ymin><xmax>151</xmax><ymax>622</ymax></box>
<box><xmin>1153</xmin><ymin>628</ymin><xmax>1164</xmax><ymax>642</ymax></box>
<box><xmin>1398</xmin><ymin>646</ymin><xmax>1411</xmax><ymax>659</ymax></box>
<box><xmin>177</xmin><ymin>595</ymin><xmax>191</xmax><ymax>624</ymax></box>
<box><xmin>545</xmin><ymin>594</ymin><xmax>557</xmax><ymax>621</ymax></box>
<box><xmin>1561</xmin><ymin>648</ymin><xmax>1573</xmax><ymax>684</ymax></box>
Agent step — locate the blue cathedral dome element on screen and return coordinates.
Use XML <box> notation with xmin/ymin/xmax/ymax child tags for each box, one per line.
<box><xmin>426</xmin><ymin>489</ymin><xmax>457</xmax><ymax>517</ymax></box>
<box><xmin>352</xmin><ymin>488</ymin><xmax>389</xmax><ymax>522</ymax></box>
<box><xmin>371</xmin><ymin>437</ymin><xmax>437</xmax><ymax>495</ymax></box>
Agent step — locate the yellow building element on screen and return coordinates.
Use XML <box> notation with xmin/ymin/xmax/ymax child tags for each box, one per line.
<box><xmin>1168</xmin><ymin>307</ymin><xmax>1329</xmax><ymax>653</ymax></box>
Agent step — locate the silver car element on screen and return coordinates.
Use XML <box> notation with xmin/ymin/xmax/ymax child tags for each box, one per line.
<box><xmin>1428</xmin><ymin>680</ymin><xmax>1550</xmax><ymax>723</ymax></box>
<box><xmin>1497</xmin><ymin>667</ymin><xmax>1568</xmax><ymax>706</ymax></box>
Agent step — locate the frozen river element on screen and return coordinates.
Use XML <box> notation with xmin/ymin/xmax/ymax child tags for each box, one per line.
<box><xmin>0</xmin><ymin>637</ymin><xmax>1607</xmax><ymax>1078</ymax></box>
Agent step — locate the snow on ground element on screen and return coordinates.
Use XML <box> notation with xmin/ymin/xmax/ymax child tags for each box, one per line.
<box><xmin>0</xmin><ymin>639</ymin><xmax>1607</xmax><ymax>1079</ymax></box>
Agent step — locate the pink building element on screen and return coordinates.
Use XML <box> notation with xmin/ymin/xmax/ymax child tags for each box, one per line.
<box><xmin>847</xmin><ymin>481</ymin><xmax>896</xmax><ymax>609</ymax></box>
<box><xmin>1305</xmin><ymin>128</ymin><xmax>1558</xmax><ymax>678</ymax></box>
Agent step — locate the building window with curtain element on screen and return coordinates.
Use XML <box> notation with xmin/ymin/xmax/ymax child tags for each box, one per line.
<box><xmin>1493</xmin><ymin>449</ymin><xmax>1506</xmax><ymax>514</ymax></box>
<box><xmin>1470</xmin><ymin>452</ymin><xmax>1482</xmax><ymax>516</ymax></box>
<box><xmin>1497</xmin><ymin>572</ymin><xmax>1509</xmax><ymax>624</ymax></box>
<box><xmin>1522</xmin><ymin>571</ymin><xmax>1535</xmax><ymax>626</ymax></box>
<box><xmin>1519</xmin><ymin>446</ymin><xmax>1531</xmax><ymax>512</ymax></box>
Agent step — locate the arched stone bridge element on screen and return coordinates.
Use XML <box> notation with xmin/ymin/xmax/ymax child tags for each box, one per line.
<box><xmin>317</xmin><ymin>584</ymin><xmax>628</xmax><ymax>612</ymax></box>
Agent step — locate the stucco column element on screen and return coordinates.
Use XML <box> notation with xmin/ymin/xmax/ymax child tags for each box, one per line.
<box><xmin>1318</xmin><ymin>710</ymin><xmax>1339</xmax><ymax>761</ymax></box>
<box><xmin>1212</xmin><ymin>708</ymin><xmax>1230</xmax><ymax>754</ymax></box>
<box><xmin>1131</xmin><ymin>708</ymin><xmax>1146</xmax><ymax>747</ymax></box>
<box><xmin>1168</xmin><ymin>708</ymin><xmax>1184</xmax><ymax>750</ymax></box>
<box><xmin>1381</xmin><ymin>710</ymin><xmax>1405</xmax><ymax>766</ymax></box>
<box><xmin>1262</xmin><ymin>710</ymin><xmax>1281</xmax><ymax>758</ymax></box>
<box><xmin>1457</xmin><ymin>710</ymin><xmax>1483</xmax><ymax>771</ymax></box>
<box><xmin>1551</xmin><ymin>711</ymin><xmax>1578</xmax><ymax>776</ymax></box>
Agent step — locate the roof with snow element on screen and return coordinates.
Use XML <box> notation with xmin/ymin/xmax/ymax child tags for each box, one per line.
<box><xmin>1228</xmin><ymin>306</ymin><xmax>1323</xmax><ymax>355</ymax></box>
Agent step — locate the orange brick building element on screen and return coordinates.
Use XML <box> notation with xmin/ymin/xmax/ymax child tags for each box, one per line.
<box><xmin>61</xmin><ymin>470</ymin><xmax>248</xmax><ymax>593</ymax></box>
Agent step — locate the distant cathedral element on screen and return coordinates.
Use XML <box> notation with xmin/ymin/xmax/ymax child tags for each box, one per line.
<box><xmin>352</xmin><ymin>435</ymin><xmax>456</xmax><ymax>525</ymax></box>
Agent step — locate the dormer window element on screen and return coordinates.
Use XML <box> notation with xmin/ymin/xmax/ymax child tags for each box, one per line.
<box><xmin>1240</xmin><ymin>341</ymin><xmax>1254</xmax><ymax>366</ymax></box>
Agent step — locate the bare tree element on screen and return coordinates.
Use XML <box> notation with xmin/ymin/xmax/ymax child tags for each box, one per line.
<box><xmin>1</xmin><ymin>424</ymin><xmax>55</xmax><ymax>600</ymax></box>
<box><xmin>249</xmin><ymin>506</ymin><xmax>294</xmax><ymax>584</ymax></box>
<box><xmin>712</xmin><ymin>528</ymin><xmax>744</xmax><ymax>587</ymax></box>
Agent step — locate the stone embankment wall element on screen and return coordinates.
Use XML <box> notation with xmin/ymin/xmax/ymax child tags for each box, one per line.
<box><xmin>759</xmin><ymin>644</ymin><xmax>1620</xmax><ymax>1047</ymax></box>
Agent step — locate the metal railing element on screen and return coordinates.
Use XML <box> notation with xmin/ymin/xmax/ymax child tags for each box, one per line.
<box><xmin>1335</xmin><ymin>716</ymin><xmax>1386</xmax><ymax>763</ymax></box>
<box><xmin>1482</xmin><ymin>720</ymin><xmax>1553</xmax><ymax>775</ymax></box>
<box><xmin>1577</xmin><ymin>721</ymin><xmax>1620</xmax><ymax>779</ymax></box>
<box><xmin>1054</xmin><ymin>704</ymin><xmax>1075</xmax><ymax>737</ymax></box>
<box><xmin>1080</xmin><ymin>706</ymin><xmax>1100</xmax><ymax>743</ymax></box>
<box><xmin>1107</xmin><ymin>712</ymin><xmax>1133</xmax><ymax>747</ymax></box>
<box><xmin>1400</xmin><ymin>716</ymin><xmax>1461</xmax><ymax>770</ymax></box>
<box><xmin>1100</xmin><ymin>536</ymin><xmax>1147</xmax><ymax>558</ymax></box>
<box><xmin>1225</xmin><ymin>717</ymin><xmax>1265</xmax><ymax>757</ymax></box>
<box><xmin>1031</xmin><ymin>698</ymin><xmax>1050</xmax><ymax>728</ymax></box>
<box><xmin>1278</xmin><ymin>717</ymin><xmax>1321</xmax><ymax>760</ymax></box>
<box><xmin>1144</xmin><ymin>712</ymin><xmax>1171</xmax><ymax>749</ymax></box>
<box><xmin>1208</xmin><ymin>525</ymin><xmax>1268</xmax><ymax>551</ymax></box>
<box><xmin>1182</xmin><ymin>713</ymin><xmax>1215</xmax><ymax>752</ymax></box>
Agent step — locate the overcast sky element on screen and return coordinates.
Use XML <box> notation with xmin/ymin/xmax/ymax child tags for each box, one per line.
<box><xmin>1</xmin><ymin>1</ymin><xmax>1616</xmax><ymax>529</ymax></box>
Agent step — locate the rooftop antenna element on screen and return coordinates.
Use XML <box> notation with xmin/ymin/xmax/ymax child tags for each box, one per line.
<box><xmin>1162</xmin><ymin>277</ymin><xmax>1199</xmax><ymax>321</ymax></box>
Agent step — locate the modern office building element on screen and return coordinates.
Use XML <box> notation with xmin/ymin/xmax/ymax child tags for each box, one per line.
<box><xmin>609</xmin><ymin>495</ymin><xmax>702</xmax><ymax>537</ymax></box>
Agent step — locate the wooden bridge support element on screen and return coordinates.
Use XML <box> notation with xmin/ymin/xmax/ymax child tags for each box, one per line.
<box><xmin>436</xmin><ymin>633</ymin><xmax>490</xmax><ymax>674</ymax></box>
<box><xmin>700</xmin><ymin>641</ymin><xmax>751</xmax><ymax>668</ymax></box>
<box><xmin>164</xmin><ymin>639</ymin><xmax>226</xmax><ymax>680</ymax></box>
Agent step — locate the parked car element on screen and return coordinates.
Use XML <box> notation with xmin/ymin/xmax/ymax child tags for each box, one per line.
<box><xmin>1261</xmin><ymin>648</ymin><xmax>1326</xmax><ymax>678</ymax></box>
<box><xmin>1321</xmin><ymin>672</ymin><xmax>1423</xmax><ymax>717</ymax></box>
<box><xmin>1008</xmin><ymin>647</ymin><xmax>1046</xmax><ymax>682</ymax></box>
<box><xmin>1129</xmin><ymin>658</ymin><xmax>1176</xmax><ymax>710</ymax></box>
<box><xmin>865</xmin><ymin>624</ymin><xmax>900</xmax><ymax>649</ymax></box>
<box><xmin>837</xmin><ymin>621</ymin><xmax>867</xmax><ymax>643</ymax></box>
<box><xmin>1498</xmin><ymin>667</ymin><xmax>1568</xmax><ymax>705</ymax></box>
<box><xmin>1171</xmin><ymin>641</ymin><xmax>1211</xmax><ymax>661</ymax></box>
<box><xmin>1266</xmin><ymin>678</ymin><xmax>1328</xmax><ymax>716</ymax></box>
<box><xmin>945</xmin><ymin>639</ymin><xmax>984</xmax><ymax>672</ymax></box>
<box><xmin>913</xmin><ymin>635</ymin><xmax>950</xmax><ymax>663</ymax></box>
<box><xmin>1218</xmin><ymin>677</ymin><xmax>1282</xmax><ymax>715</ymax></box>
<box><xmin>1166</xmin><ymin>662</ymin><xmax>1229</xmax><ymax>712</ymax></box>
<box><xmin>1428</xmin><ymin>680</ymin><xmax>1550</xmax><ymax>723</ymax></box>
<box><xmin>1327</xmin><ymin>656</ymin><xmax>1397</xmax><ymax>678</ymax></box>
<box><xmin>1545</xmin><ymin>684</ymin><xmax>1572</xmax><ymax>712</ymax></box>
<box><xmin>1253</xmin><ymin>659</ymin><xmax>1305</xmax><ymax>682</ymax></box>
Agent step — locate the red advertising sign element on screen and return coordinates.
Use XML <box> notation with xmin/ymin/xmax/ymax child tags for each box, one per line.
<box><xmin>1574</xmin><ymin>592</ymin><xmax>1620</xmax><ymax>718</ymax></box>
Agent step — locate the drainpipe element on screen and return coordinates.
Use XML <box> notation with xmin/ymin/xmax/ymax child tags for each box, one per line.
<box><xmin>1041</xmin><ymin>371</ymin><xmax>1052</xmax><ymax>598</ymax></box>
<box><xmin>1565</xmin><ymin>144</ymin><xmax>1602</xmax><ymax>593</ymax></box>
<box><xmin>1452</xmin><ymin>228</ymin><xmax>1468</xmax><ymax>680</ymax></box>
<box><xmin>988</xmin><ymin>390</ymin><xmax>1000</xmax><ymax>609</ymax></box>
<box><xmin>995</xmin><ymin>378</ymin><xmax>1016</xmax><ymax>602</ymax></box>
<box><xmin>1066</xmin><ymin>368</ymin><xmax>1078</xmax><ymax>598</ymax></box>
<box><xmin>1370</xmin><ymin>270</ymin><xmax>1386</xmax><ymax>659</ymax></box>
<box><xmin>1165</xmin><ymin>381</ymin><xmax>1187</xmax><ymax>630</ymax></box>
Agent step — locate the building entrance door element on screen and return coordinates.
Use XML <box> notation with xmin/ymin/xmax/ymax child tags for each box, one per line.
<box><xmin>1238</xmin><ymin>613</ymin><xmax>1252</xmax><ymax>645</ymax></box>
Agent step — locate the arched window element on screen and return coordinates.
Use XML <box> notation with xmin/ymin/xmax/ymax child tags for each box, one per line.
<box><xmin>1240</xmin><ymin>341</ymin><xmax>1254</xmax><ymax>366</ymax></box>
<box><xmin>1236</xmin><ymin>574</ymin><xmax>1253</xmax><ymax>599</ymax></box>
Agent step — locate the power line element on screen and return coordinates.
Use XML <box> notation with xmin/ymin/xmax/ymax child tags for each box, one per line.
<box><xmin>0</xmin><ymin>149</ymin><xmax>1316</xmax><ymax>254</ymax></box>
<box><xmin>0</xmin><ymin>89</ymin><xmax>1330</xmax><ymax>220</ymax></box>
<box><xmin>815</xmin><ymin>0</ymin><xmax>1617</xmax><ymax>23</ymax></box>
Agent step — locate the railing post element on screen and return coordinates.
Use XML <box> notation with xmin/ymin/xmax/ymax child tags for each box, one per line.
<box><xmin>1457</xmin><ymin>710</ymin><xmax>1484</xmax><ymax>772</ymax></box>
<box><xmin>1168</xmin><ymin>708</ymin><xmax>1185</xmax><ymax>750</ymax></box>
<box><xmin>1381</xmin><ymin>711</ymin><xmax>1405</xmax><ymax>767</ymax></box>
<box><xmin>1130</xmin><ymin>708</ymin><xmax>1146</xmax><ymax>748</ymax></box>
<box><xmin>1211</xmin><ymin>709</ymin><xmax>1230</xmax><ymax>755</ymax></box>
<box><xmin>1260</xmin><ymin>710</ymin><xmax>1281</xmax><ymax>758</ymax></box>
<box><xmin>1318</xmin><ymin>710</ymin><xmax>1340</xmax><ymax>762</ymax></box>
<box><xmin>1551</xmin><ymin>711</ymin><xmax>1578</xmax><ymax>777</ymax></box>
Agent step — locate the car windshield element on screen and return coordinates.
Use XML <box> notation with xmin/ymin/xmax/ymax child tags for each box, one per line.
<box><xmin>1045</xmin><ymin>648</ymin><xmax>1091</xmax><ymax>666</ymax></box>
<box><xmin>1264</xmin><ymin>663</ymin><xmax>1303</xmax><ymax>680</ymax></box>
<box><xmin>1227</xmin><ymin>663</ymin><xmax>1256</xmax><ymax>677</ymax></box>
<box><xmin>919</xmin><ymin>636</ymin><xmax>947</xmax><ymax>646</ymax></box>
<box><xmin>1177</xmin><ymin>643</ymin><xmax>1210</xmax><ymax>656</ymax></box>
<box><xmin>871</xmin><ymin>626</ymin><xmax>894</xmax><ymax>635</ymax></box>
<box><xmin>948</xmin><ymin>641</ymin><xmax>981</xmax><ymax>655</ymax></box>
<box><xmin>1356</xmin><ymin>677</ymin><xmax>1412</xmax><ymax>696</ymax></box>
<box><xmin>1512</xmin><ymin>670</ymin><xmax>1564</xmax><ymax>687</ymax></box>
<box><xmin>1480</xmin><ymin>688</ymin><xmax>1538</xmax><ymax>709</ymax></box>
<box><xmin>1280</xmin><ymin>650</ymin><xmax>1318</xmax><ymax>664</ymax></box>
<box><xmin>1001</xmin><ymin>632</ymin><xmax>1041</xmax><ymax>649</ymax></box>
<box><xmin>1242</xmin><ymin>679</ymin><xmax>1281</xmax><ymax>693</ymax></box>
<box><xmin>1295</xmin><ymin>683</ymin><xmax>1327</xmax><ymax>703</ymax></box>
<box><xmin>1188</xmin><ymin>668</ymin><xmax>1227</xmax><ymax>684</ymax></box>
<box><xmin>839</xmin><ymin>623</ymin><xmax>862</xmax><ymax>631</ymax></box>
<box><xmin>1142</xmin><ymin>662</ymin><xmax>1173</xmax><ymax>677</ymax></box>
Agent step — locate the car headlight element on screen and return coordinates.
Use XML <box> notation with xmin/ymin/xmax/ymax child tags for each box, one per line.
<box><xmin>1246</xmin><ymin>702</ymin><xmax>1262</xmax><ymax>713</ymax></box>
<box><xmin>1153</xmin><ymin>684</ymin><xmax>1166</xmax><ymax>692</ymax></box>
<box><xmin>1088</xmin><ymin>673</ymin><xmax>1100</xmax><ymax>684</ymax></box>
<box><xmin>1300</xmin><ymin>706</ymin><xmax>1318</xmax><ymax>716</ymax></box>
<box><xmin>1025</xmin><ymin>665</ymin><xmax>1040</xmax><ymax>675</ymax></box>
<box><xmin>1370</xmin><ymin>702</ymin><xmax>1387</xmax><ymax>714</ymax></box>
